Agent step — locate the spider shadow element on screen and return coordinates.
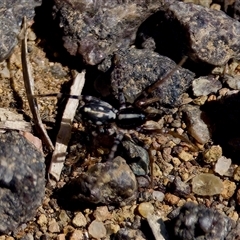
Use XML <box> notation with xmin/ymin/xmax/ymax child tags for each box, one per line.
<box><xmin>202</xmin><ymin>90</ymin><xmax>240</xmax><ymax>162</ymax></box>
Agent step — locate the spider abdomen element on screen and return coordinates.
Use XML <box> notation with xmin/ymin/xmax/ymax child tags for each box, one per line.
<box><xmin>116</xmin><ymin>108</ymin><xmax>146</xmax><ymax>129</ymax></box>
<box><xmin>79</xmin><ymin>102</ymin><xmax>116</xmax><ymax>126</ymax></box>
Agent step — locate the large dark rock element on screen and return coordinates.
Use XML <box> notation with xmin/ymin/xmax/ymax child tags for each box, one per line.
<box><xmin>0</xmin><ymin>131</ymin><xmax>45</xmax><ymax>234</ymax></box>
<box><xmin>0</xmin><ymin>0</ymin><xmax>42</xmax><ymax>61</ymax></box>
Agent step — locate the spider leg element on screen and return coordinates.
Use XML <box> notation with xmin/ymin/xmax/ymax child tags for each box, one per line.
<box><xmin>134</xmin><ymin>56</ymin><xmax>188</xmax><ymax>106</ymax></box>
<box><xmin>107</xmin><ymin>131</ymin><xmax>124</xmax><ymax>161</ymax></box>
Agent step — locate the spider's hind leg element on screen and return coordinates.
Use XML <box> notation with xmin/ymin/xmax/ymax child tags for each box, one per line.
<box><xmin>107</xmin><ymin>131</ymin><xmax>124</xmax><ymax>161</ymax></box>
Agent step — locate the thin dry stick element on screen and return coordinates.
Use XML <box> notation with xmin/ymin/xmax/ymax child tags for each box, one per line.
<box><xmin>48</xmin><ymin>71</ymin><xmax>86</xmax><ymax>183</ymax></box>
<box><xmin>21</xmin><ymin>17</ymin><xmax>54</xmax><ymax>150</ymax></box>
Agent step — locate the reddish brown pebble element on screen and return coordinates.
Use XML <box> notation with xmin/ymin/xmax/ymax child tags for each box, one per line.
<box><xmin>164</xmin><ymin>193</ymin><xmax>180</xmax><ymax>205</ymax></box>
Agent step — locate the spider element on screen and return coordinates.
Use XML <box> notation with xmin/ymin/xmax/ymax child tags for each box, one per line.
<box><xmin>35</xmin><ymin>55</ymin><xmax>196</xmax><ymax>185</ymax></box>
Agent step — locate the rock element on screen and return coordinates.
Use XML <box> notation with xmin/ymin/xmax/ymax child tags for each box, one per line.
<box><xmin>233</xmin><ymin>166</ymin><xmax>240</xmax><ymax>181</ymax></box>
<box><xmin>48</xmin><ymin>219</ymin><xmax>60</xmax><ymax>233</ymax></box>
<box><xmin>167</xmin><ymin>2</ymin><xmax>240</xmax><ymax>65</ymax></box>
<box><xmin>152</xmin><ymin>191</ymin><xmax>165</xmax><ymax>202</ymax></box>
<box><xmin>181</xmin><ymin>105</ymin><xmax>210</xmax><ymax>144</ymax></box>
<box><xmin>192</xmin><ymin>76</ymin><xmax>222</xmax><ymax>96</ymax></box>
<box><xmin>164</xmin><ymin>193</ymin><xmax>180</xmax><ymax>205</ymax></box>
<box><xmin>88</xmin><ymin>220</ymin><xmax>107</xmax><ymax>239</ymax></box>
<box><xmin>172</xmin><ymin>202</ymin><xmax>234</xmax><ymax>240</ymax></box>
<box><xmin>192</xmin><ymin>173</ymin><xmax>223</xmax><ymax>196</ymax></box>
<box><xmin>93</xmin><ymin>206</ymin><xmax>112</xmax><ymax>222</ymax></box>
<box><xmin>221</xmin><ymin>179</ymin><xmax>236</xmax><ymax>199</ymax></box>
<box><xmin>69</xmin><ymin>230</ymin><xmax>84</xmax><ymax>240</ymax></box>
<box><xmin>203</xmin><ymin>145</ymin><xmax>222</xmax><ymax>163</ymax></box>
<box><xmin>114</xmin><ymin>228</ymin><xmax>147</xmax><ymax>240</ymax></box>
<box><xmin>170</xmin><ymin>176</ymin><xmax>191</xmax><ymax>198</ymax></box>
<box><xmin>64</xmin><ymin>156</ymin><xmax>137</xmax><ymax>206</ymax></box>
<box><xmin>72</xmin><ymin>212</ymin><xmax>87</xmax><ymax>228</ymax></box>
<box><xmin>37</xmin><ymin>214</ymin><xmax>48</xmax><ymax>227</ymax></box>
<box><xmin>214</xmin><ymin>156</ymin><xmax>231</xmax><ymax>176</ymax></box>
<box><xmin>0</xmin><ymin>0</ymin><xmax>42</xmax><ymax>61</ymax></box>
<box><xmin>226</xmin><ymin>219</ymin><xmax>240</xmax><ymax>240</ymax></box>
<box><xmin>0</xmin><ymin>131</ymin><xmax>45</xmax><ymax>234</ymax></box>
<box><xmin>58</xmin><ymin>210</ymin><xmax>71</xmax><ymax>227</ymax></box>
<box><xmin>111</xmin><ymin>48</ymin><xmax>195</xmax><ymax>111</ymax></box>
<box><xmin>138</xmin><ymin>202</ymin><xmax>154</xmax><ymax>218</ymax></box>
<box><xmin>122</xmin><ymin>140</ymin><xmax>149</xmax><ymax>176</ymax></box>
<box><xmin>177</xmin><ymin>149</ymin><xmax>194</xmax><ymax>161</ymax></box>
<box><xmin>53</xmin><ymin>0</ymin><xmax>162</xmax><ymax>65</ymax></box>
<box><xmin>223</xmin><ymin>74</ymin><xmax>240</xmax><ymax>90</ymax></box>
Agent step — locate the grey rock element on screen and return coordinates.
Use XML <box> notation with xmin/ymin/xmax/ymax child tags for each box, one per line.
<box><xmin>167</xmin><ymin>2</ymin><xmax>240</xmax><ymax>65</ymax></box>
<box><xmin>223</xmin><ymin>74</ymin><xmax>240</xmax><ymax>90</ymax></box>
<box><xmin>122</xmin><ymin>140</ymin><xmax>149</xmax><ymax>176</ymax></box>
<box><xmin>114</xmin><ymin>228</ymin><xmax>147</xmax><ymax>240</ymax></box>
<box><xmin>70</xmin><ymin>156</ymin><xmax>137</xmax><ymax>206</ymax></box>
<box><xmin>111</xmin><ymin>48</ymin><xmax>195</xmax><ymax>111</ymax></box>
<box><xmin>0</xmin><ymin>0</ymin><xmax>42</xmax><ymax>61</ymax></box>
<box><xmin>172</xmin><ymin>202</ymin><xmax>234</xmax><ymax>240</ymax></box>
<box><xmin>0</xmin><ymin>131</ymin><xmax>45</xmax><ymax>234</ymax></box>
<box><xmin>181</xmin><ymin>104</ymin><xmax>211</xmax><ymax>144</ymax></box>
<box><xmin>52</xmin><ymin>0</ymin><xmax>162</xmax><ymax>65</ymax></box>
<box><xmin>192</xmin><ymin>75</ymin><xmax>222</xmax><ymax>96</ymax></box>
<box><xmin>170</xmin><ymin>176</ymin><xmax>191</xmax><ymax>198</ymax></box>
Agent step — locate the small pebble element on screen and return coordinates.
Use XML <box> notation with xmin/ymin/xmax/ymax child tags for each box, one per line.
<box><xmin>48</xmin><ymin>219</ymin><xmax>60</xmax><ymax>233</ymax></box>
<box><xmin>203</xmin><ymin>145</ymin><xmax>222</xmax><ymax>163</ymax></box>
<box><xmin>221</xmin><ymin>180</ymin><xmax>236</xmax><ymax>199</ymax></box>
<box><xmin>138</xmin><ymin>202</ymin><xmax>154</xmax><ymax>218</ymax></box>
<box><xmin>214</xmin><ymin>156</ymin><xmax>231</xmax><ymax>176</ymax></box>
<box><xmin>69</xmin><ymin>230</ymin><xmax>84</xmax><ymax>240</ymax></box>
<box><xmin>164</xmin><ymin>193</ymin><xmax>180</xmax><ymax>205</ymax></box>
<box><xmin>236</xmin><ymin>188</ymin><xmax>240</xmax><ymax>205</ymax></box>
<box><xmin>37</xmin><ymin>214</ymin><xmax>48</xmax><ymax>227</ymax></box>
<box><xmin>93</xmin><ymin>206</ymin><xmax>111</xmax><ymax>222</ymax></box>
<box><xmin>233</xmin><ymin>166</ymin><xmax>240</xmax><ymax>181</ymax></box>
<box><xmin>181</xmin><ymin>105</ymin><xmax>210</xmax><ymax>144</ymax></box>
<box><xmin>88</xmin><ymin>220</ymin><xmax>106</xmax><ymax>239</ymax></box>
<box><xmin>59</xmin><ymin>210</ymin><xmax>70</xmax><ymax>226</ymax></box>
<box><xmin>152</xmin><ymin>191</ymin><xmax>165</xmax><ymax>202</ymax></box>
<box><xmin>192</xmin><ymin>76</ymin><xmax>222</xmax><ymax>97</ymax></box>
<box><xmin>57</xmin><ymin>234</ymin><xmax>66</xmax><ymax>240</ymax></box>
<box><xmin>72</xmin><ymin>212</ymin><xmax>87</xmax><ymax>227</ymax></box>
<box><xmin>105</xmin><ymin>223</ymin><xmax>120</xmax><ymax>235</ymax></box>
<box><xmin>178</xmin><ymin>150</ymin><xmax>194</xmax><ymax>161</ymax></box>
<box><xmin>192</xmin><ymin>173</ymin><xmax>223</xmax><ymax>196</ymax></box>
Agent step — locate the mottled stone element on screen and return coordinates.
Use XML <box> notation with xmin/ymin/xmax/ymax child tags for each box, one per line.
<box><xmin>0</xmin><ymin>0</ymin><xmax>42</xmax><ymax>61</ymax></box>
<box><xmin>164</xmin><ymin>193</ymin><xmax>180</xmax><ymax>205</ymax></box>
<box><xmin>111</xmin><ymin>48</ymin><xmax>195</xmax><ymax>111</ymax></box>
<box><xmin>122</xmin><ymin>140</ymin><xmax>149</xmax><ymax>176</ymax></box>
<box><xmin>53</xmin><ymin>0</ymin><xmax>162</xmax><ymax>65</ymax></box>
<box><xmin>93</xmin><ymin>206</ymin><xmax>111</xmax><ymax>222</ymax></box>
<box><xmin>192</xmin><ymin>76</ymin><xmax>222</xmax><ymax>96</ymax></box>
<box><xmin>181</xmin><ymin>104</ymin><xmax>210</xmax><ymax>144</ymax></box>
<box><xmin>203</xmin><ymin>145</ymin><xmax>222</xmax><ymax>163</ymax></box>
<box><xmin>170</xmin><ymin>176</ymin><xmax>191</xmax><ymax>198</ymax></box>
<box><xmin>0</xmin><ymin>131</ymin><xmax>45</xmax><ymax>234</ymax></box>
<box><xmin>223</xmin><ymin>74</ymin><xmax>240</xmax><ymax>90</ymax></box>
<box><xmin>172</xmin><ymin>202</ymin><xmax>234</xmax><ymax>240</ymax></box>
<box><xmin>221</xmin><ymin>179</ymin><xmax>236</xmax><ymax>199</ymax></box>
<box><xmin>192</xmin><ymin>173</ymin><xmax>223</xmax><ymax>196</ymax></box>
<box><xmin>233</xmin><ymin>166</ymin><xmax>240</xmax><ymax>181</ymax></box>
<box><xmin>167</xmin><ymin>2</ymin><xmax>240</xmax><ymax>66</ymax></box>
<box><xmin>67</xmin><ymin>156</ymin><xmax>137</xmax><ymax>205</ymax></box>
<box><xmin>114</xmin><ymin>228</ymin><xmax>147</xmax><ymax>240</ymax></box>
